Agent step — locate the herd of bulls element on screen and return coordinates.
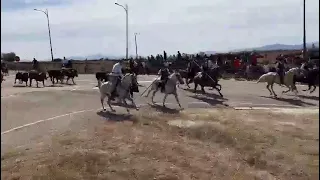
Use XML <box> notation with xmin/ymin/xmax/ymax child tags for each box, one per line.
<box><xmin>2</xmin><ymin>68</ymin><xmax>79</xmax><ymax>88</ymax></box>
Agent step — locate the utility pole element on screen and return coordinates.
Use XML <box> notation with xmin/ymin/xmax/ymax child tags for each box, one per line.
<box><xmin>134</xmin><ymin>33</ymin><xmax>140</xmax><ymax>59</ymax></box>
<box><xmin>34</xmin><ymin>8</ymin><xmax>54</xmax><ymax>61</ymax></box>
<box><xmin>115</xmin><ymin>3</ymin><xmax>129</xmax><ymax>61</ymax></box>
<box><xmin>303</xmin><ymin>0</ymin><xmax>307</xmax><ymax>61</ymax></box>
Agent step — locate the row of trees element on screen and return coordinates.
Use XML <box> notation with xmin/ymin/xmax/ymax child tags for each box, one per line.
<box><xmin>1</xmin><ymin>52</ymin><xmax>20</xmax><ymax>62</ymax></box>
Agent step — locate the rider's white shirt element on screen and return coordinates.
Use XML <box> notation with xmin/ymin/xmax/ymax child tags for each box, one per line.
<box><xmin>111</xmin><ymin>62</ymin><xmax>123</xmax><ymax>76</ymax></box>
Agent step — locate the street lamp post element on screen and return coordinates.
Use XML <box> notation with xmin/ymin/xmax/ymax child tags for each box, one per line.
<box><xmin>303</xmin><ymin>0</ymin><xmax>307</xmax><ymax>61</ymax></box>
<box><xmin>134</xmin><ymin>33</ymin><xmax>140</xmax><ymax>60</ymax></box>
<box><xmin>34</xmin><ymin>8</ymin><xmax>54</xmax><ymax>62</ymax></box>
<box><xmin>115</xmin><ymin>3</ymin><xmax>129</xmax><ymax>61</ymax></box>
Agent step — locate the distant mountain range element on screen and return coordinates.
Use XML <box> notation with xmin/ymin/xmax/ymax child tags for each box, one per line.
<box><xmin>67</xmin><ymin>42</ymin><xmax>319</xmax><ymax>60</ymax></box>
<box><xmin>204</xmin><ymin>42</ymin><xmax>319</xmax><ymax>54</ymax></box>
<box><xmin>68</xmin><ymin>54</ymin><xmax>124</xmax><ymax>60</ymax></box>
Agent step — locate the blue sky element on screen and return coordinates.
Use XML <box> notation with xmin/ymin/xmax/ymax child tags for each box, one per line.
<box><xmin>1</xmin><ymin>0</ymin><xmax>319</xmax><ymax>60</ymax></box>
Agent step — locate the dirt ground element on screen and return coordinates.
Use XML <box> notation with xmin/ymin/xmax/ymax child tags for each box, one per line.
<box><xmin>1</xmin><ymin>107</ymin><xmax>318</xmax><ymax>180</ymax></box>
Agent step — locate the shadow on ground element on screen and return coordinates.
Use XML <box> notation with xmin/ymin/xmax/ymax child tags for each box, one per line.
<box><xmin>286</xmin><ymin>94</ymin><xmax>319</xmax><ymax>101</ymax></box>
<box><xmin>189</xmin><ymin>95</ymin><xmax>228</xmax><ymax>107</ymax></box>
<box><xmin>260</xmin><ymin>96</ymin><xmax>317</xmax><ymax>107</ymax></box>
<box><xmin>147</xmin><ymin>103</ymin><xmax>181</xmax><ymax>114</ymax></box>
<box><xmin>96</xmin><ymin>110</ymin><xmax>137</xmax><ymax>123</ymax></box>
<box><xmin>183</xmin><ymin>88</ymin><xmax>226</xmax><ymax>100</ymax></box>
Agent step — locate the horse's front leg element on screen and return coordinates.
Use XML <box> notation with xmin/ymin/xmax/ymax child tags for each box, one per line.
<box><xmin>127</xmin><ymin>95</ymin><xmax>139</xmax><ymax>111</ymax></box>
<box><xmin>186</xmin><ymin>78</ymin><xmax>190</xmax><ymax>88</ymax></box>
<box><xmin>282</xmin><ymin>88</ymin><xmax>291</xmax><ymax>94</ymax></box>
<box><xmin>151</xmin><ymin>88</ymin><xmax>158</xmax><ymax>104</ymax></box>
<box><xmin>173</xmin><ymin>92</ymin><xmax>182</xmax><ymax>108</ymax></box>
<box><xmin>72</xmin><ymin>77</ymin><xmax>75</xmax><ymax>85</ymax></box>
<box><xmin>193</xmin><ymin>83</ymin><xmax>198</xmax><ymax>93</ymax></box>
<box><xmin>303</xmin><ymin>85</ymin><xmax>311</xmax><ymax>92</ymax></box>
<box><xmin>100</xmin><ymin>94</ymin><xmax>106</xmax><ymax>111</ymax></box>
<box><xmin>266</xmin><ymin>84</ymin><xmax>272</xmax><ymax>96</ymax></box>
<box><xmin>107</xmin><ymin>96</ymin><xmax>116</xmax><ymax>112</ymax></box>
<box><xmin>270</xmin><ymin>84</ymin><xmax>277</xmax><ymax>97</ymax></box>
<box><xmin>214</xmin><ymin>86</ymin><xmax>223</xmax><ymax>97</ymax></box>
<box><xmin>292</xmin><ymin>85</ymin><xmax>298</xmax><ymax>96</ymax></box>
<box><xmin>310</xmin><ymin>85</ymin><xmax>316</xmax><ymax>93</ymax></box>
<box><xmin>122</xmin><ymin>98</ymin><xmax>131</xmax><ymax>113</ymax></box>
<box><xmin>201</xmin><ymin>85</ymin><xmax>206</xmax><ymax>94</ymax></box>
<box><xmin>162</xmin><ymin>93</ymin><xmax>168</xmax><ymax>107</ymax></box>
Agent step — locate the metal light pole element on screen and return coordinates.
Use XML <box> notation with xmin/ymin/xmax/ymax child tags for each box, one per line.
<box><xmin>303</xmin><ymin>0</ymin><xmax>307</xmax><ymax>61</ymax></box>
<box><xmin>34</xmin><ymin>8</ymin><xmax>54</xmax><ymax>62</ymax></box>
<box><xmin>134</xmin><ymin>33</ymin><xmax>140</xmax><ymax>60</ymax></box>
<box><xmin>115</xmin><ymin>3</ymin><xmax>129</xmax><ymax>61</ymax></box>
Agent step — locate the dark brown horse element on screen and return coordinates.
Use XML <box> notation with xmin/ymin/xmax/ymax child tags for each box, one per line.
<box><xmin>193</xmin><ymin>68</ymin><xmax>223</xmax><ymax>97</ymax></box>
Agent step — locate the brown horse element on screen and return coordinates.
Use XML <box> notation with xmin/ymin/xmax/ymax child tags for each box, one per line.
<box><xmin>193</xmin><ymin>69</ymin><xmax>223</xmax><ymax>97</ymax></box>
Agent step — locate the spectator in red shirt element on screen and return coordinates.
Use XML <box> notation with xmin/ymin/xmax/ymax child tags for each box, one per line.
<box><xmin>250</xmin><ymin>52</ymin><xmax>257</xmax><ymax>66</ymax></box>
<box><xmin>234</xmin><ymin>57</ymin><xmax>240</xmax><ymax>69</ymax></box>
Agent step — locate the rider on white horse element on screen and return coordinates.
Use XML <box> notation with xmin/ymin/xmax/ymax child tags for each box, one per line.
<box><xmin>110</xmin><ymin>61</ymin><xmax>124</xmax><ymax>100</ymax></box>
<box><xmin>275</xmin><ymin>55</ymin><xmax>285</xmax><ymax>85</ymax></box>
<box><xmin>158</xmin><ymin>62</ymin><xmax>170</xmax><ymax>92</ymax></box>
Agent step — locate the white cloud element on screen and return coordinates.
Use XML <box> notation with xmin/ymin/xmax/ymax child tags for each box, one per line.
<box><xmin>1</xmin><ymin>0</ymin><xmax>319</xmax><ymax>60</ymax></box>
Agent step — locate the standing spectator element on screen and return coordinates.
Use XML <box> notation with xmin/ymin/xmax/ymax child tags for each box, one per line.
<box><xmin>250</xmin><ymin>52</ymin><xmax>257</xmax><ymax>66</ymax></box>
<box><xmin>177</xmin><ymin>51</ymin><xmax>182</xmax><ymax>61</ymax></box>
<box><xmin>234</xmin><ymin>57</ymin><xmax>241</xmax><ymax>70</ymax></box>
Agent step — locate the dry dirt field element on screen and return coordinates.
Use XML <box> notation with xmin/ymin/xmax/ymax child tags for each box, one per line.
<box><xmin>1</xmin><ymin>107</ymin><xmax>319</xmax><ymax>180</ymax></box>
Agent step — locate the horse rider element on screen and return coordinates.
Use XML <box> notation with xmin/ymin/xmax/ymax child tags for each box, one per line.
<box><xmin>187</xmin><ymin>60</ymin><xmax>197</xmax><ymax>78</ymax></box>
<box><xmin>158</xmin><ymin>62</ymin><xmax>170</xmax><ymax>92</ymax></box>
<box><xmin>62</xmin><ymin>57</ymin><xmax>68</xmax><ymax>68</ymax></box>
<box><xmin>275</xmin><ymin>55</ymin><xmax>285</xmax><ymax>85</ymax></box>
<box><xmin>110</xmin><ymin>60</ymin><xmax>124</xmax><ymax>100</ymax></box>
<box><xmin>201</xmin><ymin>62</ymin><xmax>209</xmax><ymax>81</ymax></box>
<box><xmin>32</xmin><ymin>58</ymin><xmax>39</xmax><ymax>71</ymax></box>
<box><xmin>129</xmin><ymin>59</ymin><xmax>135</xmax><ymax>74</ymax></box>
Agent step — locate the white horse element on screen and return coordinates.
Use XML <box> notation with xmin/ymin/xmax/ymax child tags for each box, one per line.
<box><xmin>145</xmin><ymin>72</ymin><xmax>185</xmax><ymax>108</ymax></box>
<box><xmin>257</xmin><ymin>67</ymin><xmax>301</xmax><ymax>97</ymax></box>
<box><xmin>98</xmin><ymin>73</ymin><xmax>139</xmax><ymax>112</ymax></box>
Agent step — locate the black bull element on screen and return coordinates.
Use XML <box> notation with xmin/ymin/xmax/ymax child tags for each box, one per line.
<box><xmin>48</xmin><ymin>68</ymin><xmax>78</xmax><ymax>85</ymax></box>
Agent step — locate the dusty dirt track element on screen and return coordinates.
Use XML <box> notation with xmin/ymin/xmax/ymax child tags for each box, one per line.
<box><xmin>1</xmin><ymin>73</ymin><xmax>319</xmax><ymax>151</ymax></box>
<box><xmin>1</xmin><ymin>73</ymin><xmax>319</xmax><ymax>179</ymax></box>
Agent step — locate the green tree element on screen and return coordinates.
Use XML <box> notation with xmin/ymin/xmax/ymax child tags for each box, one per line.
<box><xmin>1</xmin><ymin>52</ymin><xmax>16</xmax><ymax>62</ymax></box>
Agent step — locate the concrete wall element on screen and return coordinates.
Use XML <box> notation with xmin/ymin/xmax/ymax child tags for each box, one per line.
<box><xmin>6</xmin><ymin>60</ymin><xmax>117</xmax><ymax>74</ymax></box>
